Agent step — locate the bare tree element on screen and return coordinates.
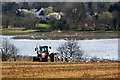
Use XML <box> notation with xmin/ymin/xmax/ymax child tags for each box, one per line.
<box><xmin>2</xmin><ymin>14</ymin><xmax>11</xmax><ymax>28</ymax></box>
<box><xmin>0</xmin><ymin>39</ymin><xmax>19</xmax><ymax>61</ymax></box>
<box><xmin>57</xmin><ymin>40</ymin><xmax>84</xmax><ymax>62</ymax></box>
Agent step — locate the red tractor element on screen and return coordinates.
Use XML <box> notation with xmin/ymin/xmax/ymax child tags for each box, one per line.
<box><xmin>33</xmin><ymin>45</ymin><xmax>54</xmax><ymax>62</ymax></box>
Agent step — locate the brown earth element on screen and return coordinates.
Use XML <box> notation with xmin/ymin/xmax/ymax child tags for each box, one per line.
<box><xmin>13</xmin><ymin>31</ymin><xmax>119</xmax><ymax>40</ymax></box>
<box><xmin>1</xmin><ymin>61</ymin><xmax>120</xmax><ymax>79</ymax></box>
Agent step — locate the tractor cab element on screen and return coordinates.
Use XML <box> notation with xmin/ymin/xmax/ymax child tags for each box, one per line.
<box><xmin>39</xmin><ymin>46</ymin><xmax>51</xmax><ymax>55</ymax></box>
<box><xmin>33</xmin><ymin>45</ymin><xmax>54</xmax><ymax>62</ymax></box>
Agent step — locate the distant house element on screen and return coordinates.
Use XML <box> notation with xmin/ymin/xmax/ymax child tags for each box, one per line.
<box><xmin>34</xmin><ymin>8</ymin><xmax>64</xmax><ymax>21</ymax></box>
<box><xmin>34</xmin><ymin>8</ymin><xmax>45</xmax><ymax>20</ymax></box>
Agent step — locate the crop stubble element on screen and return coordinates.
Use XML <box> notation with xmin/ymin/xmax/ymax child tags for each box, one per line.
<box><xmin>1</xmin><ymin>61</ymin><xmax>119</xmax><ymax>78</ymax></box>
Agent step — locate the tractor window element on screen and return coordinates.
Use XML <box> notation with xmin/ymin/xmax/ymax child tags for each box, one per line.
<box><xmin>35</xmin><ymin>48</ymin><xmax>37</xmax><ymax>51</ymax></box>
<box><xmin>40</xmin><ymin>46</ymin><xmax>48</xmax><ymax>53</ymax></box>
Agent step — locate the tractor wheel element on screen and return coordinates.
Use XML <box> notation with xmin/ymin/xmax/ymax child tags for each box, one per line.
<box><xmin>33</xmin><ymin>57</ymin><xmax>41</xmax><ymax>62</ymax></box>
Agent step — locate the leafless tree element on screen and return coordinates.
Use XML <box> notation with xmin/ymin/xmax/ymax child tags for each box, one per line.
<box><xmin>0</xmin><ymin>38</ymin><xmax>19</xmax><ymax>61</ymax></box>
<box><xmin>57</xmin><ymin>40</ymin><xmax>84</xmax><ymax>62</ymax></box>
<box><xmin>2</xmin><ymin>14</ymin><xmax>11</xmax><ymax>28</ymax></box>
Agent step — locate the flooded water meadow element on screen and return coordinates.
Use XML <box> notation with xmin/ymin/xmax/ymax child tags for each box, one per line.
<box><xmin>0</xmin><ymin>35</ymin><xmax>119</xmax><ymax>60</ymax></box>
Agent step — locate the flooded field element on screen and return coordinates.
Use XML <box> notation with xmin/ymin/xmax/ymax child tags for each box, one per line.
<box><xmin>0</xmin><ymin>35</ymin><xmax>118</xmax><ymax>60</ymax></box>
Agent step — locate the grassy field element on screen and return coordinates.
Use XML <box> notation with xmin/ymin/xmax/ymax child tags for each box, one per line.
<box><xmin>1</xmin><ymin>61</ymin><xmax>119</xmax><ymax>79</ymax></box>
<box><xmin>1</xmin><ymin>28</ymin><xmax>119</xmax><ymax>40</ymax></box>
<box><xmin>35</xmin><ymin>23</ymin><xmax>51</xmax><ymax>28</ymax></box>
<box><xmin>1</xmin><ymin>29</ymin><xmax>36</xmax><ymax>35</ymax></box>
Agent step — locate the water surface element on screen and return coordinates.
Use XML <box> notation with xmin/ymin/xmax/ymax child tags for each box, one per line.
<box><xmin>0</xmin><ymin>35</ymin><xmax>119</xmax><ymax>60</ymax></box>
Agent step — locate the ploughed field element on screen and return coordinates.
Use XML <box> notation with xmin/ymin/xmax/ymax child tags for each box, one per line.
<box><xmin>1</xmin><ymin>61</ymin><xmax>119</xmax><ymax>78</ymax></box>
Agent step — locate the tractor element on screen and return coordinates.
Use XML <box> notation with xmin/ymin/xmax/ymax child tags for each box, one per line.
<box><xmin>33</xmin><ymin>45</ymin><xmax>55</xmax><ymax>62</ymax></box>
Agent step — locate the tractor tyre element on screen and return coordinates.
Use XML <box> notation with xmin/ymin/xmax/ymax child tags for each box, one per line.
<box><xmin>33</xmin><ymin>57</ymin><xmax>41</xmax><ymax>62</ymax></box>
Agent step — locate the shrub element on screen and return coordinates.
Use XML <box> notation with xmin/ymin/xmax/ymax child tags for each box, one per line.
<box><xmin>57</xmin><ymin>40</ymin><xmax>84</xmax><ymax>62</ymax></box>
<box><xmin>0</xmin><ymin>39</ymin><xmax>19</xmax><ymax>61</ymax></box>
<box><xmin>99</xmin><ymin>12</ymin><xmax>112</xmax><ymax>24</ymax></box>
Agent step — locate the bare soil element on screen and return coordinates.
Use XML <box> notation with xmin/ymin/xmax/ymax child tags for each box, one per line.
<box><xmin>1</xmin><ymin>61</ymin><xmax>119</xmax><ymax>79</ymax></box>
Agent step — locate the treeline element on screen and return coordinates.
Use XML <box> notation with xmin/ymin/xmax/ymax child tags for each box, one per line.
<box><xmin>2</xmin><ymin>2</ymin><xmax>120</xmax><ymax>31</ymax></box>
